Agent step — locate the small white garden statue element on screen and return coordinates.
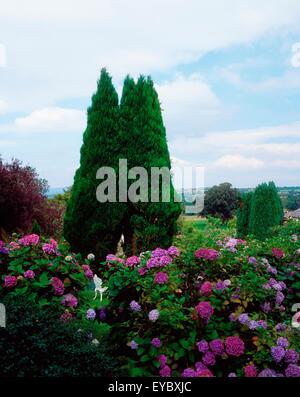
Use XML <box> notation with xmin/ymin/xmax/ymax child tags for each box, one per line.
<box><xmin>93</xmin><ymin>274</ymin><xmax>108</xmax><ymax>302</ymax></box>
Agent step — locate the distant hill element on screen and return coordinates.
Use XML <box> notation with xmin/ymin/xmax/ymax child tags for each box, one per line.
<box><xmin>46</xmin><ymin>187</ymin><xmax>66</xmax><ymax>198</ymax></box>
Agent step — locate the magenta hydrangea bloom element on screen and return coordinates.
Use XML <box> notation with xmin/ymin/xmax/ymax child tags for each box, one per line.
<box><xmin>195</xmin><ymin>301</ymin><xmax>214</xmax><ymax>322</ymax></box>
<box><xmin>82</xmin><ymin>265</ymin><xmax>93</xmax><ymax>279</ymax></box>
<box><xmin>50</xmin><ymin>277</ymin><xmax>65</xmax><ymax>296</ymax></box>
<box><xmin>225</xmin><ymin>336</ymin><xmax>245</xmax><ymax>357</ymax></box>
<box><xmin>200</xmin><ymin>281</ymin><xmax>213</xmax><ymax>296</ymax></box>
<box><xmin>159</xmin><ymin>365</ymin><xmax>171</xmax><ymax>377</ymax></box>
<box><xmin>209</xmin><ymin>339</ymin><xmax>224</xmax><ymax>355</ymax></box>
<box><xmin>158</xmin><ymin>355</ymin><xmax>167</xmax><ymax>367</ymax></box>
<box><xmin>106</xmin><ymin>254</ymin><xmax>117</xmax><ymax>262</ymax></box>
<box><xmin>42</xmin><ymin>242</ymin><xmax>57</xmax><ymax>255</ymax></box>
<box><xmin>4</xmin><ymin>275</ymin><xmax>17</xmax><ymax>288</ymax></box>
<box><xmin>24</xmin><ymin>269</ymin><xmax>35</xmax><ymax>279</ymax></box>
<box><xmin>138</xmin><ymin>267</ymin><xmax>148</xmax><ymax>276</ymax></box>
<box><xmin>195</xmin><ymin>248</ymin><xmax>219</xmax><ymax>261</ymax></box>
<box><xmin>244</xmin><ymin>364</ymin><xmax>257</xmax><ymax>378</ymax></box>
<box><xmin>125</xmin><ymin>256</ymin><xmax>140</xmax><ymax>267</ymax></box>
<box><xmin>154</xmin><ymin>272</ymin><xmax>169</xmax><ymax>285</ymax></box>
<box><xmin>61</xmin><ymin>293</ymin><xmax>78</xmax><ymax>308</ymax></box>
<box><xmin>152</xmin><ymin>248</ymin><xmax>168</xmax><ymax>258</ymax></box>
<box><xmin>19</xmin><ymin>234</ymin><xmax>39</xmax><ymax>246</ymax></box>
<box><xmin>151</xmin><ymin>338</ymin><xmax>161</xmax><ymax>348</ymax></box>
<box><xmin>167</xmin><ymin>246</ymin><xmax>180</xmax><ymax>257</ymax></box>
<box><xmin>272</xmin><ymin>248</ymin><xmax>284</xmax><ymax>259</ymax></box>
<box><xmin>60</xmin><ymin>311</ymin><xmax>73</xmax><ymax>323</ymax></box>
<box><xmin>196</xmin><ymin>369</ymin><xmax>213</xmax><ymax>377</ymax></box>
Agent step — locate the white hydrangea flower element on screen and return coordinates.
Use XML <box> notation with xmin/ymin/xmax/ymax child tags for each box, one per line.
<box><xmin>87</xmin><ymin>253</ymin><xmax>95</xmax><ymax>261</ymax></box>
<box><xmin>65</xmin><ymin>255</ymin><xmax>72</xmax><ymax>262</ymax></box>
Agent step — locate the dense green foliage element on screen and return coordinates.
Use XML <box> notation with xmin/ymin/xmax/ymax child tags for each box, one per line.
<box><xmin>119</xmin><ymin>76</ymin><xmax>182</xmax><ymax>254</ymax></box>
<box><xmin>64</xmin><ymin>69</ymin><xmax>125</xmax><ymax>258</ymax></box>
<box><xmin>203</xmin><ymin>182</ymin><xmax>240</xmax><ymax>222</ymax></box>
<box><xmin>237</xmin><ymin>192</ymin><xmax>254</xmax><ymax>238</ymax></box>
<box><xmin>249</xmin><ymin>182</ymin><xmax>283</xmax><ymax>240</ymax></box>
<box><xmin>0</xmin><ymin>295</ymin><xmax>121</xmax><ymax>377</ymax></box>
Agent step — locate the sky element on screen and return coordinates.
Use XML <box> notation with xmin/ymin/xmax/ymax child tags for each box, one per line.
<box><xmin>0</xmin><ymin>0</ymin><xmax>300</xmax><ymax>189</ymax></box>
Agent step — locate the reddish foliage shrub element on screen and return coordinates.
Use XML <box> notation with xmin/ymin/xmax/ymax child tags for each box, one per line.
<box><xmin>0</xmin><ymin>157</ymin><xmax>64</xmax><ymax>238</ymax></box>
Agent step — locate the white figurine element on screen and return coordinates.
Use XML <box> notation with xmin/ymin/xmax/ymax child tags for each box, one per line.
<box><xmin>93</xmin><ymin>274</ymin><xmax>108</xmax><ymax>302</ymax></box>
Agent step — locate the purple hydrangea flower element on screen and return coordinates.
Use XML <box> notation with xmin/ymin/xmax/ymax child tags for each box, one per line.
<box><xmin>275</xmin><ymin>291</ymin><xmax>285</xmax><ymax>305</ymax></box>
<box><xmin>130</xmin><ymin>300</ymin><xmax>141</xmax><ymax>312</ymax></box>
<box><xmin>86</xmin><ymin>308</ymin><xmax>96</xmax><ymax>320</ymax></box>
<box><xmin>149</xmin><ymin>309</ymin><xmax>160</xmax><ymax>322</ymax></box>
<box><xmin>285</xmin><ymin>349</ymin><xmax>299</xmax><ymax>364</ymax></box>
<box><xmin>238</xmin><ymin>313</ymin><xmax>250</xmax><ymax>325</ymax></box>
<box><xmin>271</xmin><ymin>346</ymin><xmax>285</xmax><ymax>363</ymax></box>
<box><xmin>228</xmin><ymin>373</ymin><xmax>237</xmax><ymax>377</ymax></box>
<box><xmin>151</xmin><ymin>338</ymin><xmax>161</xmax><ymax>348</ymax></box>
<box><xmin>277</xmin><ymin>337</ymin><xmax>289</xmax><ymax>348</ymax></box>
<box><xmin>249</xmin><ymin>320</ymin><xmax>259</xmax><ymax>330</ymax></box>
<box><xmin>248</xmin><ymin>257</ymin><xmax>257</xmax><ymax>265</ymax></box>
<box><xmin>258</xmin><ymin>369</ymin><xmax>277</xmax><ymax>377</ymax></box>
<box><xmin>182</xmin><ymin>368</ymin><xmax>196</xmax><ymax>377</ymax></box>
<box><xmin>24</xmin><ymin>269</ymin><xmax>35</xmax><ymax>279</ymax></box>
<box><xmin>197</xmin><ymin>340</ymin><xmax>209</xmax><ymax>353</ymax></box>
<box><xmin>209</xmin><ymin>339</ymin><xmax>224</xmax><ymax>355</ymax></box>
<box><xmin>285</xmin><ymin>364</ymin><xmax>300</xmax><ymax>377</ymax></box>
<box><xmin>202</xmin><ymin>351</ymin><xmax>216</xmax><ymax>367</ymax></box>
<box><xmin>275</xmin><ymin>323</ymin><xmax>287</xmax><ymax>332</ymax></box>
<box><xmin>129</xmin><ymin>340</ymin><xmax>138</xmax><ymax>350</ymax></box>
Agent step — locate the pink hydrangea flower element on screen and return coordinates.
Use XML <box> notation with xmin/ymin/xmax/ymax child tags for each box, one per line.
<box><xmin>195</xmin><ymin>248</ymin><xmax>219</xmax><ymax>261</ymax></box>
<box><xmin>200</xmin><ymin>281</ymin><xmax>213</xmax><ymax>296</ymax></box>
<box><xmin>24</xmin><ymin>270</ymin><xmax>35</xmax><ymax>279</ymax></box>
<box><xmin>60</xmin><ymin>311</ymin><xmax>73</xmax><ymax>322</ymax></box>
<box><xmin>167</xmin><ymin>246</ymin><xmax>180</xmax><ymax>257</ymax></box>
<box><xmin>154</xmin><ymin>272</ymin><xmax>169</xmax><ymax>285</ymax></box>
<box><xmin>19</xmin><ymin>234</ymin><xmax>39</xmax><ymax>246</ymax></box>
<box><xmin>196</xmin><ymin>369</ymin><xmax>213</xmax><ymax>377</ymax></box>
<box><xmin>225</xmin><ymin>336</ymin><xmax>245</xmax><ymax>357</ymax></box>
<box><xmin>195</xmin><ymin>301</ymin><xmax>214</xmax><ymax>322</ymax></box>
<box><xmin>125</xmin><ymin>256</ymin><xmax>140</xmax><ymax>267</ymax></box>
<box><xmin>50</xmin><ymin>277</ymin><xmax>65</xmax><ymax>296</ymax></box>
<box><xmin>42</xmin><ymin>240</ymin><xmax>58</xmax><ymax>255</ymax></box>
<box><xmin>61</xmin><ymin>293</ymin><xmax>78</xmax><ymax>308</ymax></box>
<box><xmin>272</xmin><ymin>248</ymin><xmax>284</xmax><ymax>259</ymax></box>
<box><xmin>244</xmin><ymin>364</ymin><xmax>257</xmax><ymax>377</ymax></box>
<box><xmin>159</xmin><ymin>365</ymin><xmax>171</xmax><ymax>377</ymax></box>
<box><xmin>4</xmin><ymin>275</ymin><xmax>17</xmax><ymax>288</ymax></box>
<box><xmin>82</xmin><ymin>264</ymin><xmax>93</xmax><ymax>279</ymax></box>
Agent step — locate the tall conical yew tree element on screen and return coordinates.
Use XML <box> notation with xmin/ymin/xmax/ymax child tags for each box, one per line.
<box><xmin>64</xmin><ymin>69</ymin><xmax>125</xmax><ymax>258</ymax></box>
<box><xmin>236</xmin><ymin>191</ymin><xmax>253</xmax><ymax>238</ymax></box>
<box><xmin>119</xmin><ymin>75</ymin><xmax>182</xmax><ymax>254</ymax></box>
<box><xmin>248</xmin><ymin>181</ymin><xmax>282</xmax><ymax>240</ymax></box>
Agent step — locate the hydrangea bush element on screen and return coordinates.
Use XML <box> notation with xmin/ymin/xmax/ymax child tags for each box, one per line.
<box><xmin>1</xmin><ymin>220</ymin><xmax>300</xmax><ymax>377</ymax></box>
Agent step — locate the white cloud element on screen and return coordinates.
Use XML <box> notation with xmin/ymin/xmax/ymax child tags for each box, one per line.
<box><xmin>2</xmin><ymin>0</ymin><xmax>300</xmax><ymax>112</ymax></box>
<box><xmin>0</xmin><ymin>44</ymin><xmax>6</xmax><ymax>68</ymax></box>
<box><xmin>0</xmin><ymin>107</ymin><xmax>86</xmax><ymax>135</ymax></box>
<box><xmin>213</xmin><ymin>155</ymin><xmax>264</xmax><ymax>169</ymax></box>
<box><xmin>0</xmin><ymin>99</ymin><xmax>8</xmax><ymax>114</ymax></box>
<box><xmin>157</xmin><ymin>74</ymin><xmax>222</xmax><ymax>135</ymax></box>
<box><xmin>12</xmin><ymin>107</ymin><xmax>86</xmax><ymax>133</ymax></box>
